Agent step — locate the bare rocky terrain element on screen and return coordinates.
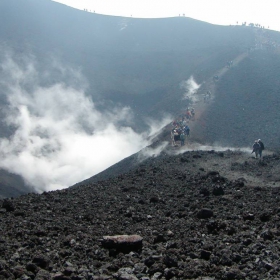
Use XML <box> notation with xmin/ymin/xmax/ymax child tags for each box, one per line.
<box><xmin>2</xmin><ymin>147</ymin><xmax>280</xmax><ymax>280</ymax></box>
<box><xmin>1</xmin><ymin>1</ymin><xmax>280</xmax><ymax>279</ymax></box>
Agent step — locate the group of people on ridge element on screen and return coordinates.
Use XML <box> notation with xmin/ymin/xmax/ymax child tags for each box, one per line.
<box><xmin>171</xmin><ymin>118</ymin><xmax>191</xmax><ymax>147</ymax></box>
<box><xmin>252</xmin><ymin>139</ymin><xmax>265</xmax><ymax>158</ymax></box>
<box><xmin>204</xmin><ymin>91</ymin><xmax>212</xmax><ymax>103</ymax></box>
<box><xmin>170</xmin><ymin>107</ymin><xmax>196</xmax><ymax>147</ymax></box>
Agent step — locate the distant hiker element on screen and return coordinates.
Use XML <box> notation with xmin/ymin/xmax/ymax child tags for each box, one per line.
<box><xmin>258</xmin><ymin>139</ymin><xmax>265</xmax><ymax>158</ymax></box>
<box><xmin>172</xmin><ymin>120</ymin><xmax>177</xmax><ymax>127</ymax></box>
<box><xmin>180</xmin><ymin>132</ymin><xmax>185</xmax><ymax>146</ymax></box>
<box><xmin>213</xmin><ymin>75</ymin><xmax>219</xmax><ymax>82</ymax></box>
<box><xmin>204</xmin><ymin>91</ymin><xmax>211</xmax><ymax>103</ymax></box>
<box><xmin>203</xmin><ymin>93</ymin><xmax>207</xmax><ymax>103</ymax></box>
<box><xmin>184</xmin><ymin>125</ymin><xmax>190</xmax><ymax>137</ymax></box>
<box><xmin>171</xmin><ymin>130</ymin><xmax>175</xmax><ymax>146</ymax></box>
<box><xmin>191</xmin><ymin>108</ymin><xmax>195</xmax><ymax>120</ymax></box>
<box><xmin>186</xmin><ymin>109</ymin><xmax>192</xmax><ymax>120</ymax></box>
<box><xmin>252</xmin><ymin>140</ymin><xmax>260</xmax><ymax>158</ymax></box>
<box><xmin>171</xmin><ymin>129</ymin><xmax>180</xmax><ymax>146</ymax></box>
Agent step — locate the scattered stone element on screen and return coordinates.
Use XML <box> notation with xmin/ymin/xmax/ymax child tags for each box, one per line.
<box><xmin>197</xmin><ymin>209</ymin><xmax>214</xmax><ymax>219</ymax></box>
<box><xmin>200</xmin><ymin>250</ymin><xmax>211</xmax><ymax>260</ymax></box>
<box><xmin>150</xmin><ymin>196</ymin><xmax>160</xmax><ymax>203</ymax></box>
<box><xmin>32</xmin><ymin>255</ymin><xmax>50</xmax><ymax>269</ymax></box>
<box><xmin>34</xmin><ymin>269</ymin><xmax>51</xmax><ymax>280</ymax></box>
<box><xmin>243</xmin><ymin>213</ymin><xmax>255</xmax><ymax>221</ymax></box>
<box><xmin>261</xmin><ymin>229</ymin><xmax>274</xmax><ymax>240</ymax></box>
<box><xmin>163</xmin><ymin>255</ymin><xmax>178</xmax><ymax>268</ymax></box>
<box><xmin>2</xmin><ymin>199</ymin><xmax>15</xmax><ymax>212</ymax></box>
<box><xmin>259</xmin><ymin>212</ymin><xmax>271</xmax><ymax>222</ymax></box>
<box><xmin>212</xmin><ymin>186</ymin><xmax>224</xmax><ymax>196</ymax></box>
<box><xmin>101</xmin><ymin>235</ymin><xmax>143</xmax><ymax>252</ymax></box>
<box><xmin>200</xmin><ymin>188</ymin><xmax>210</xmax><ymax>196</ymax></box>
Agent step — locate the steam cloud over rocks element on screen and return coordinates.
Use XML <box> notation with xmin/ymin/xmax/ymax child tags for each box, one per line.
<box><xmin>181</xmin><ymin>75</ymin><xmax>201</xmax><ymax>102</ymax></box>
<box><xmin>0</xmin><ymin>51</ymin><xmax>171</xmax><ymax>192</ymax></box>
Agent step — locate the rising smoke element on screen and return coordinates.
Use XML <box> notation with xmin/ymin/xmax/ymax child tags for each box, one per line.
<box><xmin>181</xmin><ymin>75</ymin><xmax>201</xmax><ymax>102</ymax></box>
<box><xmin>0</xmin><ymin>50</ymin><xmax>171</xmax><ymax>192</ymax></box>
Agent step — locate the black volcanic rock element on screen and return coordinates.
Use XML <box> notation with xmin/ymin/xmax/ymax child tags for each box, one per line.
<box><xmin>197</xmin><ymin>208</ymin><xmax>214</xmax><ymax>219</ymax></box>
<box><xmin>2</xmin><ymin>199</ymin><xmax>15</xmax><ymax>211</ymax></box>
<box><xmin>1</xmin><ymin>150</ymin><xmax>280</xmax><ymax>278</ymax></box>
<box><xmin>1</xmin><ymin>0</ymin><xmax>280</xmax><ymax>201</ymax></box>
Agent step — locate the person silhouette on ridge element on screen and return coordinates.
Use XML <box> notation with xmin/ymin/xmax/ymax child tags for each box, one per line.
<box><xmin>258</xmin><ymin>139</ymin><xmax>265</xmax><ymax>158</ymax></box>
<box><xmin>252</xmin><ymin>140</ymin><xmax>260</xmax><ymax>158</ymax></box>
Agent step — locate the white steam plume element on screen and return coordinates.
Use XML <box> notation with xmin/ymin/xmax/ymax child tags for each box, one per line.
<box><xmin>0</xmin><ymin>51</ymin><xmax>168</xmax><ymax>192</ymax></box>
<box><xmin>181</xmin><ymin>76</ymin><xmax>201</xmax><ymax>102</ymax></box>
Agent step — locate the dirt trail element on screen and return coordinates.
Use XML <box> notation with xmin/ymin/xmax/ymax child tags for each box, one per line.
<box><xmin>188</xmin><ymin>52</ymin><xmax>248</xmax><ymax>142</ymax></box>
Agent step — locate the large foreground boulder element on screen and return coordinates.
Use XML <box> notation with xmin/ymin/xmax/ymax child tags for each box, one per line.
<box><xmin>101</xmin><ymin>235</ymin><xmax>143</xmax><ymax>253</ymax></box>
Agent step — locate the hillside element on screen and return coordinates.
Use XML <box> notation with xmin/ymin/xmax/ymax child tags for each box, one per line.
<box><xmin>0</xmin><ymin>0</ymin><xmax>255</xmax><ymax>123</ymax></box>
<box><xmin>0</xmin><ymin>0</ymin><xmax>260</xmax><ymax>198</ymax></box>
<box><xmin>1</xmin><ymin>2</ymin><xmax>280</xmax><ymax>276</ymax></box>
<box><xmin>2</xmin><ymin>149</ymin><xmax>280</xmax><ymax>279</ymax></box>
<box><xmin>0</xmin><ymin>0</ymin><xmax>280</xmax><ymax>200</ymax></box>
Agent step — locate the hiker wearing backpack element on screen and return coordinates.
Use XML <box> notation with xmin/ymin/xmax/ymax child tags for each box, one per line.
<box><xmin>180</xmin><ymin>132</ymin><xmax>185</xmax><ymax>146</ymax></box>
<box><xmin>252</xmin><ymin>140</ymin><xmax>260</xmax><ymax>158</ymax></box>
<box><xmin>258</xmin><ymin>139</ymin><xmax>265</xmax><ymax>158</ymax></box>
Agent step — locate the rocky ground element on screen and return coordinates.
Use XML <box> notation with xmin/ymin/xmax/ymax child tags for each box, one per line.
<box><xmin>1</xmin><ymin>148</ymin><xmax>280</xmax><ymax>279</ymax></box>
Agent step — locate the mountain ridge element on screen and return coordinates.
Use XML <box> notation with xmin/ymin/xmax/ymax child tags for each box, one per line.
<box><xmin>0</xmin><ymin>0</ymin><xmax>279</xmax><ymax>198</ymax></box>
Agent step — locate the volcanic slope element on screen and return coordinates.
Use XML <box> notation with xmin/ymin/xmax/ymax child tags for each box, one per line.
<box><xmin>190</xmin><ymin>30</ymin><xmax>280</xmax><ymax>149</ymax></box>
<box><xmin>0</xmin><ymin>0</ymin><xmax>258</xmax><ymax>198</ymax></box>
<box><xmin>76</xmin><ymin>34</ymin><xmax>280</xmax><ymax>187</ymax></box>
<box><xmin>2</xmin><ymin>149</ymin><xmax>280</xmax><ymax>279</ymax></box>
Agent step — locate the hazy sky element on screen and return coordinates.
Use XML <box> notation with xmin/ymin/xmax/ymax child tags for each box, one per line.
<box><xmin>53</xmin><ymin>0</ymin><xmax>280</xmax><ymax>32</ymax></box>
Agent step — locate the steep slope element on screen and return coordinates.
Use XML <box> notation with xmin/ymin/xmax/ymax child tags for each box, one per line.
<box><xmin>0</xmin><ymin>0</ymin><xmax>255</xmax><ymax>126</ymax></box>
<box><xmin>78</xmin><ymin>37</ymin><xmax>280</xmax><ymax>187</ymax></box>
<box><xmin>0</xmin><ymin>0</ymin><xmax>259</xmax><ymax>198</ymax></box>
<box><xmin>195</xmin><ymin>47</ymin><xmax>280</xmax><ymax>149</ymax></box>
<box><xmin>0</xmin><ymin>170</ymin><xmax>34</xmax><ymax>199</ymax></box>
<box><xmin>2</xmin><ymin>0</ymin><xmax>280</xmax><ymax>198</ymax></box>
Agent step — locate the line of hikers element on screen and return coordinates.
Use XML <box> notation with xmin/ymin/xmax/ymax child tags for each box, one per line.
<box><xmin>171</xmin><ymin>126</ymin><xmax>190</xmax><ymax>147</ymax></box>
<box><xmin>184</xmin><ymin>107</ymin><xmax>195</xmax><ymax>121</ymax></box>
<box><xmin>252</xmin><ymin>139</ymin><xmax>265</xmax><ymax>158</ymax></box>
<box><xmin>204</xmin><ymin>91</ymin><xmax>212</xmax><ymax>103</ymax></box>
<box><xmin>171</xmin><ymin>117</ymin><xmax>191</xmax><ymax>147</ymax></box>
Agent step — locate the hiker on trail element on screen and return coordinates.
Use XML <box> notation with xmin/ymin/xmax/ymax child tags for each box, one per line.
<box><xmin>186</xmin><ymin>109</ymin><xmax>192</xmax><ymax>120</ymax></box>
<box><xmin>213</xmin><ymin>75</ymin><xmax>219</xmax><ymax>82</ymax></box>
<box><xmin>180</xmin><ymin>132</ymin><xmax>185</xmax><ymax>146</ymax></box>
<box><xmin>252</xmin><ymin>140</ymin><xmax>260</xmax><ymax>158</ymax></box>
<box><xmin>171</xmin><ymin>129</ymin><xmax>180</xmax><ymax>146</ymax></box>
<box><xmin>171</xmin><ymin>130</ymin><xmax>175</xmax><ymax>146</ymax></box>
<box><xmin>258</xmin><ymin>139</ymin><xmax>265</xmax><ymax>158</ymax></box>
<box><xmin>203</xmin><ymin>93</ymin><xmax>207</xmax><ymax>103</ymax></box>
<box><xmin>191</xmin><ymin>108</ymin><xmax>195</xmax><ymax>120</ymax></box>
<box><xmin>184</xmin><ymin>125</ymin><xmax>190</xmax><ymax>137</ymax></box>
<box><xmin>204</xmin><ymin>91</ymin><xmax>211</xmax><ymax>103</ymax></box>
